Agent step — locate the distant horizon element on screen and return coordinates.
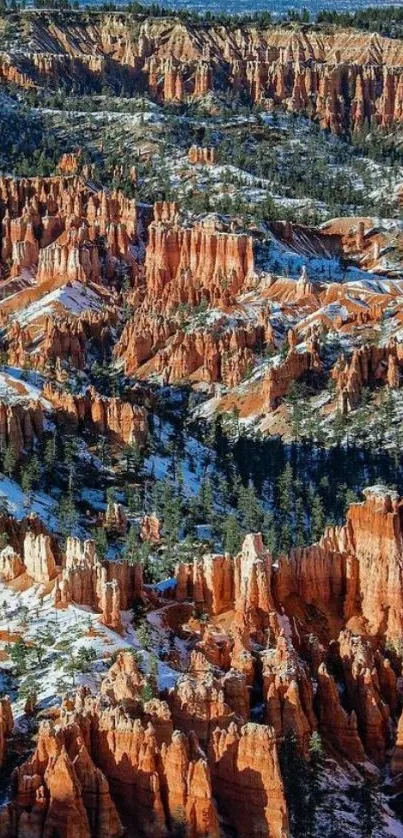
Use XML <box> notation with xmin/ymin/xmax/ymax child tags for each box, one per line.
<box><xmin>18</xmin><ymin>0</ymin><xmax>403</xmax><ymax>17</ymax></box>
<box><xmin>89</xmin><ymin>0</ymin><xmax>403</xmax><ymax>14</ymax></box>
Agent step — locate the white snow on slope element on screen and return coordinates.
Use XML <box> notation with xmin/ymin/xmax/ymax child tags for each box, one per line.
<box><xmin>0</xmin><ymin>476</ymin><xmax>58</xmax><ymax>529</ymax></box>
<box><xmin>7</xmin><ymin>281</ymin><xmax>105</xmax><ymax>327</ymax></box>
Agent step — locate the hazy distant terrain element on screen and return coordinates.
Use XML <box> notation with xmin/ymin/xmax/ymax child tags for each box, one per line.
<box><xmin>116</xmin><ymin>0</ymin><xmax>403</xmax><ymax>16</ymax></box>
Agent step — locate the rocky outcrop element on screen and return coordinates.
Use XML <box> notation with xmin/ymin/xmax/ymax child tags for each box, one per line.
<box><xmin>0</xmin><ymin>400</ymin><xmax>44</xmax><ymax>460</ymax></box>
<box><xmin>188</xmin><ymin>146</ymin><xmax>217</xmax><ymax>165</ymax></box>
<box><xmin>2</xmin><ymin>719</ymin><xmax>122</xmax><ymax>838</ymax></box>
<box><xmin>209</xmin><ymin>722</ymin><xmax>289</xmax><ymax>837</ymax></box>
<box><xmin>391</xmin><ymin>709</ymin><xmax>403</xmax><ymax>775</ymax></box>
<box><xmin>0</xmin><ymin>697</ymin><xmax>13</xmax><ymax>768</ymax></box>
<box><xmin>57</xmin><ymin>151</ymin><xmax>82</xmax><ymax>175</ymax></box>
<box><xmin>168</xmin><ymin>666</ymin><xmax>238</xmax><ymax>743</ymax></box>
<box><xmin>54</xmin><ymin>536</ymin><xmax>143</xmax><ymax>620</ymax></box>
<box><xmin>175</xmin><ymin>553</ymin><xmax>234</xmax><ymax>615</ymax></box>
<box><xmin>316</xmin><ymin>663</ymin><xmax>366</xmax><ymax>763</ymax></box>
<box><xmin>337</xmin><ymin>631</ymin><xmax>391</xmax><ymax>764</ymax></box>
<box><xmin>274</xmin><ymin>542</ymin><xmax>347</xmax><ymax>621</ymax></box>
<box><xmin>4</xmin><ymin>16</ymin><xmax>403</xmax><ymax>135</ymax></box>
<box><xmin>23</xmin><ymin>532</ymin><xmax>58</xmax><ymax>583</ymax></box>
<box><xmin>0</xmin><ymin>545</ymin><xmax>24</xmax><ymax>581</ymax></box>
<box><xmin>117</xmin><ymin>311</ymin><xmax>260</xmax><ymax>384</ymax></box>
<box><xmin>144</xmin><ymin>216</ymin><xmax>254</xmax><ymax>309</ymax></box>
<box><xmin>345</xmin><ymin>488</ymin><xmax>403</xmax><ymax>639</ymax></box>
<box><xmin>175</xmin><ymin>487</ymin><xmax>403</xmax><ymax>648</ymax></box>
<box><xmin>264</xmin><ymin>334</ymin><xmax>321</xmax><ymax>411</ymax></box>
<box><xmin>333</xmin><ymin>341</ymin><xmax>403</xmax><ymax>414</ymax></box>
<box><xmin>43</xmin><ymin>383</ymin><xmax>148</xmax><ymax>446</ymax></box>
<box><xmin>53</xmin><ymin>681</ymin><xmax>221</xmax><ymax>838</ymax></box>
<box><xmin>161</xmin><ymin>730</ymin><xmax>220</xmax><ymax>837</ymax></box>
<box><xmin>102</xmin><ymin>503</ymin><xmax>128</xmax><ymax>535</ymax></box>
<box><xmin>0</xmin><ymin>174</ymin><xmax>140</xmax><ymax>291</ymax></box>
<box><xmin>140</xmin><ymin>514</ymin><xmax>161</xmax><ymax>543</ymax></box>
<box><xmin>233</xmin><ymin>534</ymin><xmax>273</xmax><ymax>640</ymax></box>
<box><xmin>262</xmin><ymin>635</ymin><xmax>316</xmax><ymax>755</ymax></box>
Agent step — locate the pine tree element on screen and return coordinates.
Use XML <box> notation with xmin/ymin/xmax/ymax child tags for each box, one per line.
<box><xmin>199</xmin><ymin>477</ymin><xmax>214</xmax><ymax>519</ymax></box>
<box><xmin>311</xmin><ymin>494</ymin><xmax>325</xmax><ymax>542</ymax></box>
<box><xmin>238</xmin><ymin>480</ymin><xmax>263</xmax><ymax>532</ymax></box>
<box><xmin>5</xmin><ymin>638</ymin><xmax>31</xmax><ymax>674</ymax></box>
<box><xmin>295</xmin><ymin>497</ymin><xmax>306</xmax><ymax>546</ymax></box>
<box><xmin>280</xmin><ymin>733</ymin><xmax>312</xmax><ymax>838</ymax></box>
<box><xmin>277</xmin><ymin>463</ymin><xmax>293</xmax><ymax>517</ymax></box>
<box><xmin>124</xmin><ymin>525</ymin><xmax>138</xmax><ymax>563</ymax></box>
<box><xmin>262</xmin><ymin>510</ymin><xmax>276</xmax><ymax>553</ymax></box>
<box><xmin>21</xmin><ymin>465</ymin><xmax>33</xmax><ymax>497</ymax></box>
<box><xmin>142</xmin><ymin>683</ymin><xmax>154</xmax><ymax>702</ymax></box>
<box><xmin>222</xmin><ymin>514</ymin><xmax>242</xmax><ymax>555</ymax></box>
<box><xmin>94</xmin><ymin>527</ymin><xmax>108</xmax><ymax>559</ymax></box>
<box><xmin>106</xmin><ymin>486</ymin><xmax>115</xmax><ymax>506</ymax></box>
<box><xmin>162</xmin><ymin>482</ymin><xmax>181</xmax><ymax>544</ymax></box>
<box><xmin>3</xmin><ymin>445</ymin><xmax>17</xmax><ymax>478</ymax></box>
<box><xmin>137</xmin><ymin>621</ymin><xmax>151</xmax><ymax>649</ymax></box>
<box><xmin>58</xmin><ymin>490</ymin><xmax>79</xmax><ymax>538</ymax></box>
<box><xmin>357</xmin><ymin>779</ymin><xmax>383</xmax><ymax>838</ymax></box>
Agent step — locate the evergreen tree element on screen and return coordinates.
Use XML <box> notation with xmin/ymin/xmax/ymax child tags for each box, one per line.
<box><xmin>58</xmin><ymin>490</ymin><xmax>78</xmax><ymax>538</ymax></box>
<box><xmin>357</xmin><ymin>779</ymin><xmax>383</xmax><ymax>838</ymax></box>
<box><xmin>124</xmin><ymin>525</ymin><xmax>138</xmax><ymax>563</ymax></box>
<box><xmin>137</xmin><ymin>621</ymin><xmax>151</xmax><ymax>649</ymax></box>
<box><xmin>21</xmin><ymin>465</ymin><xmax>33</xmax><ymax>497</ymax></box>
<box><xmin>222</xmin><ymin>514</ymin><xmax>242</xmax><ymax>555</ymax></box>
<box><xmin>238</xmin><ymin>480</ymin><xmax>263</xmax><ymax>532</ymax></box>
<box><xmin>280</xmin><ymin>733</ymin><xmax>312</xmax><ymax>838</ymax></box>
<box><xmin>295</xmin><ymin>497</ymin><xmax>306</xmax><ymax>546</ymax></box>
<box><xmin>198</xmin><ymin>477</ymin><xmax>214</xmax><ymax>519</ymax></box>
<box><xmin>94</xmin><ymin>527</ymin><xmax>108</xmax><ymax>559</ymax></box>
<box><xmin>3</xmin><ymin>445</ymin><xmax>17</xmax><ymax>478</ymax></box>
<box><xmin>5</xmin><ymin>638</ymin><xmax>31</xmax><ymax>674</ymax></box>
<box><xmin>161</xmin><ymin>482</ymin><xmax>181</xmax><ymax>544</ymax></box>
<box><xmin>311</xmin><ymin>494</ymin><xmax>325</xmax><ymax>542</ymax></box>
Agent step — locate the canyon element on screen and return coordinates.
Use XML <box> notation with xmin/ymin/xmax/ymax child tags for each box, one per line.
<box><xmin>2</xmin><ymin>13</ymin><xmax>403</xmax><ymax>135</ymax></box>
<box><xmin>2</xmin><ymin>487</ymin><xmax>403</xmax><ymax>835</ymax></box>
<box><xmin>0</xmin><ymin>5</ymin><xmax>403</xmax><ymax>838</ymax></box>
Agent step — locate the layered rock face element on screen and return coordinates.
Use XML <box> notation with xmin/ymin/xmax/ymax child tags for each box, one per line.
<box><xmin>0</xmin><ymin>546</ymin><xmax>24</xmax><ymax>581</ymax></box>
<box><xmin>209</xmin><ymin>722</ymin><xmax>289</xmax><ymax>837</ymax></box>
<box><xmin>34</xmin><ymin>310</ymin><xmax>117</xmax><ymax>372</ymax></box>
<box><xmin>0</xmin><ymin>530</ymin><xmax>59</xmax><ymax>584</ymax></box>
<box><xmin>2</xmin><ymin>646</ymin><xmax>286</xmax><ymax>838</ymax></box>
<box><xmin>184</xmin><ymin>487</ymin><xmax>403</xmax><ymax>645</ymax></box>
<box><xmin>114</xmin><ymin>211</ymin><xmax>260</xmax><ymax>382</ymax></box>
<box><xmin>24</xmin><ymin>532</ymin><xmax>58</xmax><ymax>583</ymax></box>
<box><xmin>345</xmin><ymin>488</ymin><xmax>403</xmax><ymax>639</ymax></box>
<box><xmin>54</xmin><ymin>536</ymin><xmax>143</xmax><ymax>630</ymax></box>
<box><xmin>176</xmin><ymin>553</ymin><xmax>235</xmax><ymax>614</ymax></box>
<box><xmin>140</xmin><ymin>514</ymin><xmax>161</xmax><ymax>543</ymax></box>
<box><xmin>4</xmin><ymin>491</ymin><xmax>403</xmax><ymax>833</ymax></box>
<box><xmin>0</xmin><ymin>400</ymin><xmax>44</xmax><ymax>459</ymax></box>
<box><xmin>188</xmin><ymin>146</ymin><xmax>217</xmax><ymax>165</ymax></box>
<box><xmin>3</xmin><ymin>15</ymin><xmax>403</xmax><ymax>134</ymax></box>
<box><xmin>264</xmin><ymin>331</ymin><xmax>321</xmax><ymax>410</ymax></box>
<box><xmin>333</xmin><ymin>341</ymin><xmax>403</xmax><ymax>413</ymax></box>
<box><xmin>173</xmin><ymin>488</ymin><xmax>403</xmax><ymax>769</ymax></box>
<box><xmin>43</xmin><ymin>383</ymin><xmax>148</xmax><ymax>446</ymax></box>
<box><xmin>0</xmin><ymin>174</ymin><xmax>140</xmax><ymax>298</ymax></box>
<box><xmin>20</xmin><ymin>660</ymin><xmax>222</xmax><ymax>838</ymax></box>
<box><xmin>117</xmin><ymin>311</ymin><xmax>260</xmax><ymax>384</ymax></box>
<box><xmin>261</xmin><ymin>635</ymin><xmax>316</xmax><ymax>755</ymax></box>
<box><xmin>2</xmin><ymin>719</ymin><xmax>123</xmax><ymax>838</ymax></box>
<box><xmin>0</xmin><ymin>697</ymin><xmax>13</xmax><ymax>768</ymax></box>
